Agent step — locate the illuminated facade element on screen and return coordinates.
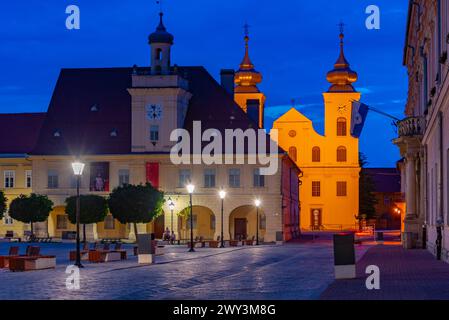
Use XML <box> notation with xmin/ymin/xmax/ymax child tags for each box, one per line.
<box><xmin>273</xmin><ymin>31</ymin><xmax>361</xmax><ymax>230</ymax></box>
<box><xmin>0</xmin><ymin>13</ymin><xmax>301</xmax><ymax>243</ymax></box>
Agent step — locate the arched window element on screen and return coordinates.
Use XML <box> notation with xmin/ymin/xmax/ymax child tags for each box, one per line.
<box><xmin>156</xmin><ymin>48</ymin><xmax>162</xmax><ymax>61</ymax></box>
<box><xmin>337</xmin><ymin>118</ymin><xmax>347</xmax><ymax>136</ymax></box>
<box><xmin>312</xmin><ymin>147</ymin><xmax>321</xmax><ymax>162</ymax></box>
<box><xmin>337</xmin><ymin>146</ymin><xmax>347</xmax><ymax>162</ymax></box>
<box><xmin>289</xmin><ymin>146</ymin><xmax>297</xmax><ymax>162</ymax></box>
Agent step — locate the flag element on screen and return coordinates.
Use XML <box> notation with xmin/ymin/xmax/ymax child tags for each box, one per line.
<box><xmin>351</xmin><ymin>101</ymin><xmax>369</xmax><ymax>138</ymax></box>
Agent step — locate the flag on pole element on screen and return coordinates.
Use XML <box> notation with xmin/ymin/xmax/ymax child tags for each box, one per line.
<box><xmin>351</xmin><ymin>101</ymin><xmax>369</xmax><ymax>138</ymax></box>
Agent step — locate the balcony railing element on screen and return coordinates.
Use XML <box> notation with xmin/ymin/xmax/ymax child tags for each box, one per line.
<box><xmin>397</xmin><ymin>116</ymin><xmax>425</xmax><ymax>137</ymax></box>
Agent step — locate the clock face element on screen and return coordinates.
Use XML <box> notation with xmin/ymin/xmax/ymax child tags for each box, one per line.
<box><xmin>337</xmin><ymin>105</ymin><xmax>347</xmax><ymax>114</ymax></box>
<box><xmin>146</xmin><ymin>104</ymin><xmax>162</xmax><ymax>120</ymax></box>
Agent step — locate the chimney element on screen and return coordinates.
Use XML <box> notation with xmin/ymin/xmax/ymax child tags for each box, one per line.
<box><xmin>246</xmin><ymin>99</ymin><xmax>261</xmax><ymax>128</ymax></box>
<box><xmin>220</xmin><ymin>69</ymin><xmax>235</xmax><ymax>96</ymax></box>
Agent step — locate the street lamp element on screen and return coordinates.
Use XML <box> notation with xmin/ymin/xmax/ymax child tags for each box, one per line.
<box><xmin>168</xmin><ymin>198</ymin><xmax>175</xmax><ymax>234</ymax></box>
<box><xmin>71</xmin><ymin>161</ymin><xmax>85</xmax><ymax>268</ymax></box>
<box><xmin>254</xmin><ymin>199</ymin><xmax>261</xmax><ymax>246</ymax></box>
<box><xmin>219</xmin><ymin>189</ymin><xmax>226</xmax><ymax>248</ymax></box>
<box><xmin>186</xmin><ymin>183</ymin><xmax>195</xmax><ymax>252</ymax></box>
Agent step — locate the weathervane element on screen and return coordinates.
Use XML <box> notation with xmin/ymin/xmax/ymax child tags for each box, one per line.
<box><xmin>156</xmin><ymin>0</ymin><xmax>163</xmax><ymax>13</ymax></box>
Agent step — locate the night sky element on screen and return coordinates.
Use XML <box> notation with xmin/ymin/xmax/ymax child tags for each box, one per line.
<box><xmin>0</xmin><ymin>0</ymin><xmax>408</xmax><ymax>167</ymax></box>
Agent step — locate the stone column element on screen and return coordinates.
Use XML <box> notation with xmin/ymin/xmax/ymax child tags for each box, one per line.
<box><xmin>84</xmin><ymin>224</ymin><xmax>98</xmax><ymax>241</ymax></box>
<box><xmin>128</xmin><ymin>223</ymin><xmax>148</xmax><ymax>241</ymax></box>
<box><xmin>403</xmin><ymin>150</ymin><xmax>421</xmax><ymax>248</ymax></box>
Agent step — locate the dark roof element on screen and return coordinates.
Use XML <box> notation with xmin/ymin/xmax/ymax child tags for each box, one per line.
<box><xmin>148</xmin><ymin>13</ymin><xmax>174</xmax><ymax>45</ymax></box>
<box><xmin>363</xmin><ymin>168</ymin><xmax>401</xmax><ymax>193</ymax></box>
<box><xmin>0</xmin><ymin>113</ymin><xmax>46</xmax><ymax>154</ymax></box>
<box><xmin>31</xmin><ymin>66</ymin><xmax>277</xmax><ymax>156</ymax></box>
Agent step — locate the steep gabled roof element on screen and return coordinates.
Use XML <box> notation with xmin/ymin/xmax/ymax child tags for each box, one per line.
<box><xmin>0</xmin><ymin>113</ymin><xmax>46</xmax><ymax>154</ymax></box>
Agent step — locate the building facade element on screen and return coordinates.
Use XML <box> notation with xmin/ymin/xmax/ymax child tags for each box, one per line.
<box><xmin>395</xmin><ymin>0</ymin><xmax>449</xmax><ymax>254</ymax></box>
<box><xmin>272</xmin><ymin>31</ymin><xmax>360</xmax><ymax>231</ymax></box>
<box><xmin>0</xmin><ymin>12</ymin><xmax>301</xmax><ymax>243</ymax></box>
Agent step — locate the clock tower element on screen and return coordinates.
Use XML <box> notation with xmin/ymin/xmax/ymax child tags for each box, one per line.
<box><xmin>128</xmin><ymin>11</ymin><xmax>192</xmax><ymax>153</ymax></box>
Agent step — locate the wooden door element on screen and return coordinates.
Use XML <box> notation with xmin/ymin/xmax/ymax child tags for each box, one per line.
<box><xmin>234</xmin><ymin>218</ymin><xmax>247</xmax><ymax>240</ymax></box>
<box><xmin>311</xmin><ymin>209</ymin><xmax>322</xmax><ymax>230</ymax></box>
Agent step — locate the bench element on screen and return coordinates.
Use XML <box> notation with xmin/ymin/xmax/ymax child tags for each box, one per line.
<box><xmin>88</xmin><ymin>250</ymin><xmax>121</xmax><ymax>263</ymax></box>
<box><xmin>0</xmin><ymin>246</ymin><xmax>19</xmax><ymax>268</ymax></box>
<box><xmin>9</xmin><ymin>256</ymin><xmax>56</xmax><ymax>272</ymax></box>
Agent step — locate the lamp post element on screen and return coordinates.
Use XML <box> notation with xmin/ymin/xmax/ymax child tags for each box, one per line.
<box><xmin>255</xmin><ymin>199</ymin><xmax>261</xmax><ymax>246</ymax></box>
<box><xmin>168</xmin><ymin>198</ymin><xmax>175</xmax><ymax>234</ymax></box>
<box><xmin>219</xmin><ymin>189</ymin><xmax>226</xmax><ymax>248</ymax></box>
<box><xmin>72</xmin><ymin>161</ymin><xmax>85</xmax><ymax>268</ymax></box>
<box><xmin>186</xmin><ymin>183</ymin><xmax>195</xmax><ymax>252</ymax></box>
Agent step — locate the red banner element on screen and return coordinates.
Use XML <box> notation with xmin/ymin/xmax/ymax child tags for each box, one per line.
<box><xmin>146</xmin><ymin>162</ymin><xmax>159</xmax><ymax>188</ymax></box>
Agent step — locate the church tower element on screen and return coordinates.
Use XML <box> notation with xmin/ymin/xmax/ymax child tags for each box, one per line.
<box><xmin>149</xmin><ymin>12</ymin><xmax>174</xmax><ymax>75</ymax></box>
<box><xmin>272</xmin><ymin>27</ymin><xmax>361</xmax><ymax>231</ymax></box>
<box><xmin>234</xmin><ymin>26</ymin><xmax>265</xmax><ymax>128</ymax></box>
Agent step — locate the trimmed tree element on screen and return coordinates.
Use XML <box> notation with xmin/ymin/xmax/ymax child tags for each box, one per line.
<box><xmin>9</xmin><ymin>194</ymin><xmax>53</xmax><ymax>238</ymax></box>
<box><xmin>65</xmin><ymin>194</ymin><xmax>108</xmax><ymax>243</ymax></box>
<box><xmin>108</xmin><ymin>183</ymin><xmax>165</xmax><ymax>237</ymax></box>
<box><xmin>358</xmin><ymin>153</ymin><xmax>378</xmax><ymax>227</ymax></box>
<box><xmin>0</xmin><ymin>191</ymin><xmax>6</xmax><ymax>220</ymax></box>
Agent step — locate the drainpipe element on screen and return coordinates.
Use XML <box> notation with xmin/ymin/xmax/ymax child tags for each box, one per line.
<box><xmin>438</xmin><ymin>112</ymin><xmax>444</xmax><ymax>259</ymax></box>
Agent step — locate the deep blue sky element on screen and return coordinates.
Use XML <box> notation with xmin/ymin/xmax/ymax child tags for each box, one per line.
<box><xmin>0</xmin><ymin>0</ymin><xmax>408</xmax><ymax>167</ymax></box>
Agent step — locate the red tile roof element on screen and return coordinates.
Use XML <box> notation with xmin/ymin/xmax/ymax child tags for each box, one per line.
<box><xmin>0</xmin><ymin>113</ymin><xmax>46</xmax><ymax>154</ymax></box>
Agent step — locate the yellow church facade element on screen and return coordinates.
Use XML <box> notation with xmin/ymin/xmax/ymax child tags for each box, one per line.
<box><xmin>273</xmin><ymin>31</ymin><xmax>361</xmax><ymax>231</ymax></box>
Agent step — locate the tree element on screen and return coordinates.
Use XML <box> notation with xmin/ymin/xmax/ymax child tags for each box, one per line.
<box><xmin>65</xmin><ymin>194</ymin><xmax>108</xmax><ymax>243</ymax></box>
<box><xmin>0</xmin><ymin>191</ymin><xmax>6</xmax><ymax>220</ymax></box>
<box><xmin>9</xmin><ymin>194</ymin><xmax>53</xmax><ymax>238</ymax></box>
<box><xmin>108</xmin><ymin>183</ymin><xmax>165</xmax><ymax>237</ymax></box>
<box><xmin>358</xmin><ymin>153</ymin><xmax>378</xmax><ymax>225</ymax></box>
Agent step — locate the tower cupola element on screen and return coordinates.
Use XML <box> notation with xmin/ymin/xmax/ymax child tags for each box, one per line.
<box><xmin>326</xmin><ymin>26</ymin><xmax>358</xmax><ymax>92</ymax></box>
<box><xmin>149</xmin><ymin>12</ymin><xmax>174</xmax><ymax>75</ymax></box>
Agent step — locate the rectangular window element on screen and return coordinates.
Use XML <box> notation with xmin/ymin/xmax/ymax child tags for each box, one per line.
<box><xmin>48</xmin><ymin>170</ymin><xmax>59</xmax><ymax>189</ymax></box>
<box><xmin>229</xmin><ymin>169</ymin><xmax>241</xmax><ymax>188</ymax></box>
<box><xmin>312</xmin><ymin>181</ymin><xmax>321</xmax><ymax>197</ymax></box>
<box><xmin>253</xmin><ymin>168</ymin><xmax>265</xmax><ymax>188</ymax></box>
<box><xmin>56</xmin><ymin>215</ymin><xmax>68</xmax><ymax>230</ymax></box>
<box><xmin>178</xmin><ymin>169</ymin><xmax>191</xmax><ymax>187</ymax></box>
<box><xmin>104</xmin><ymin>215</ymin><xmax>115</xmax><ymax>230</ymax></box>
<box><xmin>204</xmin><ymin>169</ymin><xmax>216</xmax><ymax>188</ymax></box>
<box><xmin>118</xmin><ymin>169</ymin><xmax>130</xmax><ymax>187</ymax></box>
<box><xmin>260</xmin><ymin>215</ymin><xmax>266</xmax><ymax>230</ymax></box>
<box><xmin>150</xmin><ymin>125</ymin><xmax>159</xmax><ymax>142</ymax></box>
<box><xmin>337</xmin><ymin>181</ymin><xmax>347</xmax><ymax>197</ymax></box>
<box><xmin>4</xmin><ymin>170</ymin><xmax>15</xmax><ymax>188</ymax></box>
<box><xmin>3</xmin><ymin>213</ymin><xmax>13</xmax><ymax>225</ymax></box>
<box><xmin>25</xmin><ymin>170</ymin><xmax>32</xmax><ymax>188</ymax></box>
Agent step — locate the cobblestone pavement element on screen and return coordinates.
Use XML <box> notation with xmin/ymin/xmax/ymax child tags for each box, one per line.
<box><xmin>320</xmin><ymin>243</ymin><xmax>449</xmax><ymax>300</ymax></box>
<box><xmin>0</xmin><ymin>241</ymin><xmax>370</xmax><ymax>300</ymax></box>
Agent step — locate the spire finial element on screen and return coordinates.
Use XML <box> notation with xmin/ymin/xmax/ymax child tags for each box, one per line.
<box><xmin>244</xmin><ymin>22</ymin><xmax>250</xmax><ymax>43</ymax></box>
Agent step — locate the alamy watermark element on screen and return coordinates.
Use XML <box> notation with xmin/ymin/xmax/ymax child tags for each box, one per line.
<box><xmin>170</xmin><ymin>122</ymin><xmax>279</xmax><ymax>176</ymax></box>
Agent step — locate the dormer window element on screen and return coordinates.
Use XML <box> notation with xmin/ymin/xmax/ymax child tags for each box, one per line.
<box><xmin>90</xmin><ymin>104</ymin><xmax>99</xmax><ymax>112</ymax></box>
<box><xmin>110</xmin><ymin>129</ymin><xmax>118</xmax><ymax>137</ymax></box>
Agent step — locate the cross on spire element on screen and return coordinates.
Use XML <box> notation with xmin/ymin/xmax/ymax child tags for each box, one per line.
<box><xmin>338</xmin><ymin>21</ymin><xmax>345</xmax><ymax>34</ymax></box>
<box><xmin>244</xmin><ymin>22</ymin><xmax>250</xmax><ymax>37</ymax></box>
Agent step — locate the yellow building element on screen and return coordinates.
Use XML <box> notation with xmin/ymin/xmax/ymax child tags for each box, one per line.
<box><xmin>273</xmin><ymin>31</ymin><xmax>361</xmax><ymax>231</ymax></box>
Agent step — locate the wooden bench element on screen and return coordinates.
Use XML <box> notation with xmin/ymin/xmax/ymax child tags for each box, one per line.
<box><xmin>0</xmin><ymin>246</ymin><xmax>19</xmax><ymax>268</ymax></box>
<box><xmin>9</xmin><ymin>255</ymin><xmax>56</xmax><ymax>272</ymax></box>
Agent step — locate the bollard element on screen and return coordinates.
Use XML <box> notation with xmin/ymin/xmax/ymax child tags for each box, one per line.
<box><xmin>137</xmin><ymin>233</ymin><xmax>156</xmax><ymax>264</ymax></box>
<box><xmin>333</xmin><ymin>233</ymin><xmax>356</xmax><ymax>279</ymax></box>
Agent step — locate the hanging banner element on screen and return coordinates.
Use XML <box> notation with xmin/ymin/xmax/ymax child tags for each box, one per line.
<box><xmin>351</xmin><ymin>101</ymin><xmax>369</xmax><ymax>138</ymax></box>
<box><xmin>146</xmin><ymin>162</ymin><xmax>159</xmax><ymax>188</ymax></box>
